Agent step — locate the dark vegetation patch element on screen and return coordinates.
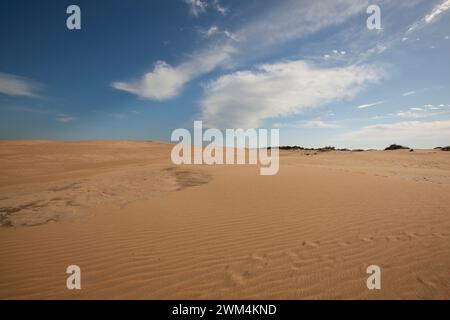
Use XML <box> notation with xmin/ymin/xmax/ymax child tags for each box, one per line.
<box><xmin>165</xmin><ymin>167</ymin><xmax>212</xmax><ymax>189</ymax></box>
<box><xmin>384</xmin><ymin>144</ymin><xmax>410</xmax><ymax>151</ymax></box>
<box><xmin>269</xmin><ymin>146</ymin><xmax>352</xmax><ymax>152</ymax></box>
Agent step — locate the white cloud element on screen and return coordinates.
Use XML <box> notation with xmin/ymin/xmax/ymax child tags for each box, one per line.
<box><xmin>325</xmin><ymin>50</ymin><xmax>347</xmax><ymax>60</ymax></box>
<box><xmin>357</xmin><ymin>101</ymin><xmax>384</xmax><ymax>109</ymax></box>
<box><xmin>396</xmin><ymin>104</ymin><xmax>450</xmax><ymax>118</ymax></box>
<box><xmin>396</xmin><ymin>110</ymin><xmax>426</xmax><ymax>118</ymax></box>
<box><xmin>109</xmin><ymin>110</ymin><xmax>141</xmax><ymax>120</ymax></box>
<box><xmin>184</xmin><ymin>0</ymin><xmax>227</xmax><ymax>16</ymax></box>
<box><xmin>56</xmin><ymin>116</ymin><xmax>77</xmax><ymax>123</ymax></box>
<box><xmin>299</xmin><ymin>120</ymin><xmax>342</xmax><ymax>129</ymax></box>
<box><xmin>200</xmin><ymin>26</ymin><xmax>238</xmax><ymax>41</ymax></box>
<box><xmin>275</xmin><ymin>120</ymin><xmax>342</xmax><ymax>129</ymax></box>
<box><xmin>184</xmin><ymin>0</ymin><xmax>207</xmax><ymax>16</ymax></box>
<box><xmin>402</xmin><ymin>91</ymin><xmax>416</xmax><ymax>96</ymax></box>
<box><xmin>0</xmin><ymin>72</ymin><xmax>41</xmax><ymax>98</ymax></box>
<box><xmin>112</xmin><ymin>44</ymin><xmax>236</xmax><ymax>100</ymax></box>
<box><xmin>205</xmin><ymin>25</ymin><xmax>219</xmax><ymax>37</ymax></box>
<box><xmin>408</xmin><ymin>0</ymin><xmax>450</xmax><ymax>32</ymax></box>
<box><xmin>212</xmin><ymin>0</ymin><xmax>228</xmax><ymax>15</ymax></box>
<box><xmin>224</xmin><ymin>30</ymin><xmax>239</xmax><ymax>41</ymax></box>
<box><xmin>424</xmin><ymin>0</ymin><xmax>450</xmax><ymax>23</ymax></box>
<box><xmin>200</xmin><ymin>60</ymin><xmax>383</xmax><ymax>128</ymax></box>
<box><xmin>1</xmin><ymin>105</ymin><xmax>77</xmax><ymax>123</ymax></box>
<box><xmin>112</xmin><ymin>61</ymin><xmax>187</xmax><ymax>100</ymax></box>
<box><xmin>114</xmin><ymin>0</ymin><xmax>369</xmax><ymax>101</ymax></box>
<box><xmin>339</xmin><ymin>120</ymin><xmax>450</xmax><ymax>147</ymax></box>
<box><xmin>237</xmin><ymin>0</ymin><xmax>368</xmax><ymax>50</ymax></box>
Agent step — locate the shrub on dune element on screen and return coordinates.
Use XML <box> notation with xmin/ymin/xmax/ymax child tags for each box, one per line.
<box><xmin>384</xmin><ymin>144</ymin><xmax>409</xmax><ymax>151</ymax></box>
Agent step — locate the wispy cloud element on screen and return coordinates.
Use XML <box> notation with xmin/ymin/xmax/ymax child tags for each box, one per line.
<box><xmin>211</xmin><ymin>0</ymin><xmax>228</xmax><ymax>15</ymax></box>
<box><xmin>0</xmin><ymin>105</ymin><xmax>77</xmax><ymax>123</ymax></box>
<box><xmin>402</xmin><ymin>91</ymin><xmax>416</xmax><ymax>97</ymax></box>
<box><xmin>423</xmin><ymin>0</ymin><xmax>450</xmax><ymax>23</ymax></box>
<box><xmin>183</xmin><ymin>0</ymin><xmax>207</xmax><ymax>16</ymax></box>
<box><xmin>112</xmin><ymin>61</ymin><xmax>189</xmax><ymax>100</ymax></box>
<box><xmin>110</xmin><ymin>113</ymin><xmax>129</xmax><ymax>120</ymax></box>
<box><xmin>113</xmin><ymin>0</ymin><xmax>369</xmax><ymax>101</ymax></box>
<box><xmin>357</xmin><ymin>101</ymin><xmax>384</xmax><ymax>109</ymax></box>
<box><xmin>56</xmin><ymin>115</ymin><xmax>77</xmax><ymax>123</ymax></box>
<box><xmin>0</xmin><ymin>72</ymin><xmax>41</xmax><ymax>98</ymax></box>
<box><xmin>112</xmin><ymin>44</ymin><xmax>236</xmax><ymax>100</ymax></box>
<box><xmin>408</xmin><ymin>0</ymin><xmax>450</xmax><ymax>32</ymax></box>
<box><xmin>199</xmin><ymin>25</ymin><xmax>238</xmax><ymax>40</ymax></box>
<box><xmin>397</xmin><ymin>104</ymin><xmax>450</xmax><ymax>118</ymax></box>
<box><xmin>200</xmin><ymin>60</ymin><xmax>383</xmax><ymax>128</ymax></box>
<box><xmin>274</xmin><ymin>120</ymin><xmax>342</xmax><ymax>129</ymax></box>
<box><xmin>339</xmin><ymin>120</ymin><xmax>450</xmax><ymax>146</ymax></box>
<box><xmin>204</xmin><ymin>25</ymin><xmax>219</xmax><ymax>37</ymax></box>
<box><xmin>109</xmin><ymin>109</ymin><xmax>142</xmax><ymax>120</ymax></box>
<box><xmin>183</xmin><ymin>0</ymin><xmax>227</xmax><ymax>17</ymax></box>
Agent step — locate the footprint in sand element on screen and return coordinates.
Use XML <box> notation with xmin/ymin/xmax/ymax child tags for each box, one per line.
<box><xmin>361</xmin><ymin>237</ymin><xmax>375</xmax><ymax>243</ymax></box>
<box><xmin>385</xmin><ymin>235</ymin><xmax>400</xmax><ymax>242</ymax></box>
<box><xmin>285</xmin><ymin>250</ymin><xmax>299</xmax><ymax>258</ymax></box>
<box><xmin>320</xmin><ymin>254</ymin><xmax>335</xmax><ymax>263</ymax></box>
<box><xmin>417</xmin><ymin>276</ymin><xmax>437</xmax><ymax>289</ymax></box>
<box><xmin>250</xmin><ymin>254</ymin><xmax>268</xmax><ymax>269</ymax></box>
<box><xmin>403</xmin><ymin>231</ymin><xmax>419</xmax><ymax>239</ymax></box>
<box><xmin>251</xmin><ymin>253</ymin><xmax>265</xmax><ymax>262</ymax></box>
<box><xmin>431</xmin><ymin>233</ymin><xmax>445</xmax><ymax>239</ymax></box>
<box><xmin>290</xmin><ymin>266</ymin><xmax>301</xmax><ymax>271</ymax></box>
<box><xmin>227</xmin><ymin>269</ymin><xmax>250</xmax><ymax>286</ymax></box>
<box><xmin>302</xmin><ymin>241</ymin><xmax>319</xmax><ymax>248</ymax></box>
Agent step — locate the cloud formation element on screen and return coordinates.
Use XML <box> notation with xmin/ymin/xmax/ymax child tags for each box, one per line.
<box><xmin>199</xmin><ymin>25</ymin><xmax>238</xmax><ymax>40</ymax></box>
<box><xmin>339</xmin><ymin>120</ymin><xmax>450</xmax><ymax>146</ymax></box>
<box><xmin>397</xmin><ymin>104</ymin><xmax>450</xmax><ymax>118</ymax></box>
<box><xmin>0</xmin><ymin>72</ymin><xmax>41</xmax><ymax>98</ymax></box>
<box><xmin>211</xmin><ymin>0</ymin><xmax>228</xmax><ymax>15</ymax></box>
<box><xmin>112</xmin><ymin>61</ymin><xmax>188</xmax><ymax>100</ymax></box>
<box><xmin>184</xmin><ymin>0</ymin><xmax>227</xmax><ymax>17</ymax></box>
<box><xmin>402</xmin><ymin>91</ymin><xmax>416</xmax><ymax>97</ymax></box>
<box><xmin>274</xmin><ymin>120</ymin><xmax>342</xmax><ymax>129</ymax></box>
<box><xmin>56</xmin><ymin>115</ymin><xmax>77</xmax><ymax>123</ymax></box>
<box><xmin>204</xmin><ymin>25</ymin><xmax>219</xmax><ymax>37</ymax></box>
<box><xmin>408</xmin><ymin>0</ymin><xmax>450</xmax><ymax>32</ymax></box>
<box><xmin>200</xmin><ymin>60</ymin><xmax>383</xmax><ymax>128</ymax></box>
<box><xmin>112</xmin><ymin>44</ymin><xmax>236</xmax><ymax>100</ymax></box>
<box><xmin>113</xmin><ymin>0</ymin><xmax>369</xmax><ymax>101</ymax></box>
<box><xmin>183</xmin><ymin>0</ymin><xmax>207</xmax><ymax>16</ymax></box>
<box><xmin>357</xmin><ymin>101</ymin><xmax>384</xmax><ymax>109</ymax></box>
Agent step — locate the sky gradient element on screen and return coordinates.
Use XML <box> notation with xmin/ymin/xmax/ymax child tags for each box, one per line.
<box><xmin>0</xmin><ymin>0</ymin><xmax>449</xmax><ymax>148</ymax></box>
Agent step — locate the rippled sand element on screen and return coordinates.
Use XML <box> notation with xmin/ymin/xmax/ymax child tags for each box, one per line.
<box><xmin>0</xmin><ymin>141</ymin><xmax>449</xmax><ymax>299</ymax></box>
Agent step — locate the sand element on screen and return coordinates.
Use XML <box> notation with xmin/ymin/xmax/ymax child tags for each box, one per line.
<box><xmin>0</xmin><ymin>141</ymin><xmax>449</xmax><ymax>299</ymax></box>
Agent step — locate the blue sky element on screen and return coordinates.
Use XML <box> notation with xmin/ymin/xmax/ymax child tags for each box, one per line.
<box><xmin>0</xmin><ymin>0</ymin><xmax>449</xmax><ymax>148</ymax></box>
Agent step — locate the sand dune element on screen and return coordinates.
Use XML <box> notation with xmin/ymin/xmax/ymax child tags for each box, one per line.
<box><xmin>0</xmin><ymin>141</ymin><xmax>449</xmax><ymax>299</ymax></box>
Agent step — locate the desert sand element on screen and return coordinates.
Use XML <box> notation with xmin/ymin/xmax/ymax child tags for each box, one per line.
<box><xmin>0</xmin><ymin>140</ymin><xmax>449</xmax><ymax>299</ymax></box>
